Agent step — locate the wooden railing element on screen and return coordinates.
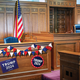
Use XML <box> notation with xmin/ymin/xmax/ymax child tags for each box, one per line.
<box><xmin>22</xmin><ymin>33</ymin><xmax>37</xmax><ymax>42</ymax></box>
<box><xmin>22</xmin><ymin>32</ymin><xmax>54</xmax><ymax>42</ymax></box>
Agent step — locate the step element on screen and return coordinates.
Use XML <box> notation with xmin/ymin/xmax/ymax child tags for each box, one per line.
<box><xmin>42</xmin><ymin>70</ymin><xmax>60</xmax><ymax>80</ymax></box>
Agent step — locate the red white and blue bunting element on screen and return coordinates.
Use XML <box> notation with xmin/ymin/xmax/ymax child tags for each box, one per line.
<box><xmin>0</xmin><ymin>43</ymin><xmax>52</xmax><ymax>57</ymax></box>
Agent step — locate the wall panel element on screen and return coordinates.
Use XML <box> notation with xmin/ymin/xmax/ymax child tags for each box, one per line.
<box><xmin>23</xmin><ymin>13</ymin><xmax>31</xmax><ymax>33</ymax></box>
<box><xmin>32</xmin><ymin>13</ymin><xmax>38</xmax><ymax>33</ymax></box>
<box><xmin>39</xmin><ymin>13</ymin><xmax>46</xmax><ymax>32</ymax></box>
<box><xmin>75</xmin><ymin>5</ymin><xmax>80</xmax><ymax>24</ymax></box>
<box><xmin>0</xmin><ymin>13</ymin><xmax>5</xmax><ymax>39</ymax></box>
<box><xmin>6</xmin><ymin>13</ymin><xmax>14</xmax><ymax>37</ymax></box>
<box><xmin>39</xmin><ymin>8</ymin><xmax>46</xmax><ymax>33</ymax></box>
<box><xmin>77</xmin><ymin>14</ymin><xmax>80</xmax><ymax>24</ymax></box>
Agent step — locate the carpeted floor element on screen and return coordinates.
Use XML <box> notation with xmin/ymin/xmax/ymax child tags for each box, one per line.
<box><xmin>42</xmin><ymin>70</ymin><xmax>60</xmax><ymax>80</ymax></box>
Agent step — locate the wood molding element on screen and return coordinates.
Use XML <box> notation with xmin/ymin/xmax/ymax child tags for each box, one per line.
<box><xmin>48</xmin><ymin>0</ymin><xmax>76</xmax><ymax>7</ymax></box>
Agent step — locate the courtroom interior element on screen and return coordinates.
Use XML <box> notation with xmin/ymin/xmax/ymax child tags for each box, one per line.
<box><xmin>0</xmin><ymin>0</ymin><xmax>80</xmax><ymax>80</ymax></box>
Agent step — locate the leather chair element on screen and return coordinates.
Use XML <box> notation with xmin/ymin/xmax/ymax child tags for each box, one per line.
<box><xmin>4</xmin><ymin>37</ymin><xmax>18</xmax><ymax>43</ymax></box>
<box><xmin>73</xmin><ymin>24</ymin><xmax>80</xmax><ymax>33</ymax></box>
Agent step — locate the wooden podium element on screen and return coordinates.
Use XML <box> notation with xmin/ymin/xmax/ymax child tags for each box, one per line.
<box><xmin>0</xmin><ymin>42</ymin><xmax>51</xmax><ymax>80</ymax></box>
<box><xmin>59</xmin><ymin>50</ymin><xmax>80</xmax><ymax>80</ymax></box>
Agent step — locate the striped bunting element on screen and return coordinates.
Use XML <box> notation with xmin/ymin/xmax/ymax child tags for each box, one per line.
<box><xmin>0</xmin><ymin>43</ymin><xmax>52</xmax><ymax>57</ymax></box>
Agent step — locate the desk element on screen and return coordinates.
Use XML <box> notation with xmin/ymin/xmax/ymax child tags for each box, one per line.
<box><xmin>59</xmin><ymin>50</ymin><xmax>80</xmax><ymax>80</ymax></box>
<box><xmin>0</xmin><ymin>42</ymin><xmax>51</xmax><ymax>80</ymax></box>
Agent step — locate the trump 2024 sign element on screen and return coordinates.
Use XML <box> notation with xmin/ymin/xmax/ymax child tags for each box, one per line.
<box><xmin>0</xmin><ymin>58</ymin><xmax>18</xmax><ymax>73</ymax></box>
<box><xmin>31</xmin><ymin>55</ymin><xmax>44</xmax><ymax>68</ymax></box>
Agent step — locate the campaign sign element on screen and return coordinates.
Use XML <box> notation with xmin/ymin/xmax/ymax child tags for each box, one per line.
<box><xmin>0</xmin><ymin>58</ymin><xmax>18</xmax><ymax>73</ymax></box>
<box><xmin>31</xmin><ymin>55</ymin><xmax>44</xmax><ymax>68</ymax></box>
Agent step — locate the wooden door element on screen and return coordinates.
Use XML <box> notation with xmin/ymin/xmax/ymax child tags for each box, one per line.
<box><xmin>50</xmin><ymin>8</ymin><xmax>54</xmax><ymax>33</ymax></box>
<box><xmin>54</xmin><ymin>8</ymin><xmax>74</xmax><ymax>33</ymax></box>
<box><xmin>57</xmin><ymin>8</ymin><xmax>66</xmax><ymax>33</ymax></box>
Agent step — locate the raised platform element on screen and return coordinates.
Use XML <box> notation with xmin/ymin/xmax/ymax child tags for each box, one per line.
<box><xmin>42</xmin><ymin>70</ymin><xmax>60</xmax><ymax>80</ymax></box>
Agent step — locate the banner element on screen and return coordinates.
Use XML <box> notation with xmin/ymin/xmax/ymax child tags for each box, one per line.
<box><xmin>0</xmin><ymin>58</ymin><xmax>19</xmax><ymax>73</ymax></box>
<box><xmin>0</xmin><ymin>43</ymin><xmax>52</xmax><ymax>57</ymax></box>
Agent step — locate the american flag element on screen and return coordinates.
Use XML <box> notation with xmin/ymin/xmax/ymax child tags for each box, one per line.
<box><xmin>14</xmin><ymin>0</ymin><xmax>24</xmax><ymax>42</ymax></box>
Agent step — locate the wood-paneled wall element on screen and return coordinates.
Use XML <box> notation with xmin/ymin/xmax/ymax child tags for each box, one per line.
<box><xmin>0</xmin><ymin>1</ymin><xmax>47</xmax><ymax>42</ymax></box>
<box><xmin>0</xmin><ymin>0</ymin><xmax>79</xmax><ymax>42</ymax></box>
<box><xmin>0</xmin><ymin>6</ymin><xmax>14</xmax><ymax>40</ymax></box>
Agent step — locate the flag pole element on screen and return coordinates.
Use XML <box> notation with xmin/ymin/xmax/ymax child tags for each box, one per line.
<box><xmin>17</xmin><ymin>0</ymin><xmax>21</xmax><ymax>43</ymax></box>
<box><xmin>17</xmin><ymin>0</ymin><xmax>18</xmax><ymax>40</ymax></box>
<box><xmin>14</xmin><ymin>0</ymin><xmax>24</xmax><ymax>43</ymax></box>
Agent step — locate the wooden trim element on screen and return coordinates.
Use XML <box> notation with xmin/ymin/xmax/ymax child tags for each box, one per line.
<box><xmin>0</xmin><ymin>1</ymin><xmax>47</xmax><ymax>6</ymax></box>
<box><xmin>47</xmin><ymin>0</ymin><xmax>50</xmax><ymax>32</ymax></box>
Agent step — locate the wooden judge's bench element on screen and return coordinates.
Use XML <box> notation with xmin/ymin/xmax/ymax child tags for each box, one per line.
<box><xmin>31</xmin><ymin>33</ymin><xmax>80</xmax><ymax>70</ymax></box>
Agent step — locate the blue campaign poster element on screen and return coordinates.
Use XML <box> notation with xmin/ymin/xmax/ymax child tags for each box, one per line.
<box><xmin>31</xmin><ymin>55</ymin><xmax>44</xmax><ymax>68</ymax></box>
<box><xmin>0</xmin><ymin>58</ymin><xmax>19</xmax><ymax>73</ymax></box>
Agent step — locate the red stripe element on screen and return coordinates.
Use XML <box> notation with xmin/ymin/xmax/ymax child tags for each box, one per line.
<box><xmin>18</xmin><ymin>18</ymin><xmax>22</xmax><ymax>25</ymax></box>
<box><xmin>18</xmin><ymin>30</ymin><xmax>23</xmax><ymax>40</ymax></box>
<box><xmin>18</xmin><ymin>23</ymin><xmax>23</xmax><ymax>32</ymax></box>
<box><xmin>18</xmin><ymin>29</ymin><xmax>23</xmax><ymax>40</ymax></box>
<box><xmin>18</xmin><ymin>29</ymin><xmax>23</xmax><ymax>38</ymax></box>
